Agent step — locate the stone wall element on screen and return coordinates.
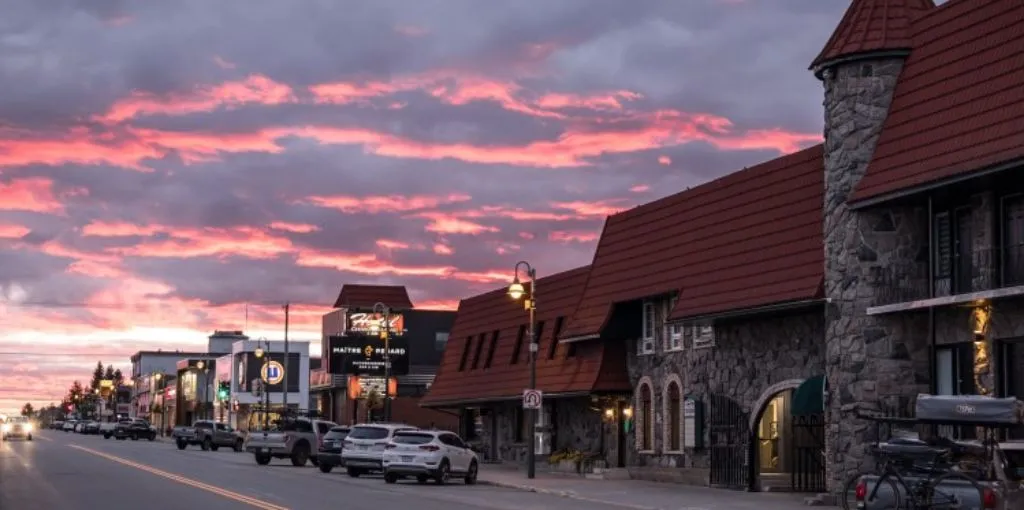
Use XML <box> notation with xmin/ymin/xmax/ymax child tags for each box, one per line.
<box><xmin>478</xmin><ymin>397</ymin><xmax>603</xmax><ymax>465</ymax></box>
<box><xmin>821</xmin><ymin>57</ymin><xmax>933</xmax><ymax>494</ymax></box>
<box><xmin>624</xmin><ymin>304</ymin><xmax>825</xmax><ymax>482</ymax></box>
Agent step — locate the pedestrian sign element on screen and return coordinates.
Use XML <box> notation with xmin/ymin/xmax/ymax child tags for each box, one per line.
<box><xmin>522</xmin><ymin>389</ymin><xmax>542</xmax><ymax>409</ymax></box>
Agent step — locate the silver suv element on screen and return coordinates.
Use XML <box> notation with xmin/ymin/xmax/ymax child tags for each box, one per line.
<box><xmin>342</xmin><ymin>423</ymin><xmax>417</xmax><ymax>477</ymax></box>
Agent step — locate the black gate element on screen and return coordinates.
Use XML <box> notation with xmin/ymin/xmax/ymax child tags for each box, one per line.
<box><xmin>790</xmin><ymin>413</ymin><xmax>826</xmax><ymax>492</ymax></box>
<box><xmin>709</xmin><ymin>394</ymin><xmax>750</xmax><ymax>489</ymax></box>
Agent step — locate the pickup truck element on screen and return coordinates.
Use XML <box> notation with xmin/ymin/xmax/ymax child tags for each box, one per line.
<box><xmin>244</xmin><ymin>417</ymin><xmax>337</xmax><ymax>467</ymax></box>
<box><xmin>851</xmin><ymin>440</ymin><xmax>1024</xmax><ymax>509</ymax></box>
<box><xmin>114</xmin><ymin>418</ymin><xmax>157</xmax><ymax>441</ymax></box>
<box><xmin>172</xmin><ymin>420</ymin><xmax>244</xmax><ymax>451</ymax></box>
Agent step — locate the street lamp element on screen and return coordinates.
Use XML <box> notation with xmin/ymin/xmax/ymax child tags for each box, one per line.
<box><xmin>194</xmin><ymin>360</ymin><xmax>209</xmax><ymax>420</ymax></box>
<box><xmin>508</xmin><ymin>260</ymin><xmax>538</xmax><ymax>479</ymax></box>
<box><xmin>372</xmin><ymin>302</ymin><xmax>392</xmax><ymax>422</ymax></box>
<box><xmin>253</xmin><ymin>337</ymin><xmax>270</xmax><ymax>432</ymax></box>
<box><xmin>153</xmin><ymin>372</ymin><xmax>166</xmax><ymax>435</ymax></box>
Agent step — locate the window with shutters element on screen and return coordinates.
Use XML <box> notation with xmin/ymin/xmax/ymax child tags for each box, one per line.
<box><xmin>933</xmin><ymin>212</ymin><xmax>952</xmax><ymax>297</ymax></box>
<box><xmin>664</xmin><ymin>298</ymin><xmax>684</xmax><ymax>351</ymax></box>
<box><xmin>639</xmin><ymin>301</ymin><xmax>656</xmax><ymax>355</ymax></box>
<box><xmin>692</xmin><ymin>324</ymin><xmax>715</xmax><ymax>349</ymax></box>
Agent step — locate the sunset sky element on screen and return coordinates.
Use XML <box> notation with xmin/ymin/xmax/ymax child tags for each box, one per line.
<box><xmin>0</xmin><ymin>0</ymin><xmax>849</xmax><ymax>413</ymax></box>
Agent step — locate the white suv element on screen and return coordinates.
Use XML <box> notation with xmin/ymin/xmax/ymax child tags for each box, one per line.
<box><xmin>382</xmin><ymin>429</ymin><xmax>479</xmax><ymax>485</ymax></box>
<box><xmin>342</xmin><ymin>423</ymin><xmax>417</xmax><ymax>477</ymax></box>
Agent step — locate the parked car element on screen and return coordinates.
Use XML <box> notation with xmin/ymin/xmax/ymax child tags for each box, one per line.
<box><xmin>51</xmin><ymin>421</ymin><xmax>64</xmax><ymax>430</ymax></box>
<box><xmin>381</xmin><ymin>429</ymin><xmax>478</xmax><ymax>485</ymax></box>
<box><xmin>2</xmin><ymin>416</ymin><xmax>34</xmax><ymax>441</ymax></box>
<box><xmin>245</xmin><ymin>417</ymin><xmax>337</xmax><ymax>467</ymax></box>
<box><xmin>100</xmin><ymin>421</ymin><xmax>119</xmax><ymax>438</ymax></box>
<box><xmin>62</xmin><ymin>420</ymin><xmax>77</xmax><ymax>432</ymax></box>
<box><xmin>173</xmin><ymin>420</ymin><xmax>244</xmax><ymax>451</ymax></box>
<box><xmin>316</xmin><ymin>426</ymin><xmax>351</xmax><ymax>473</ymax></box>
<box><xmin>114</xmin><ymin>418</ymin><xmax>157</xmax><ymax>441</ymax></box>
<box><xmin>74</xmin><ymin>421</ymin><xmax>86</xmax><ymax>433</ymax></box>
<box><xmin>83</xmin><ymin>421</ymin><xmax>101</xmax><ymax>435</ymax></box>
<box><xmin>342</xmin><ymin>423</ymin><xmax>418</xmax><ymax>477</ymax></box>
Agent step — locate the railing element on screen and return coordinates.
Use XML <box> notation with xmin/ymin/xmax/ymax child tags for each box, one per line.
<box><xmin>871</xmin><ymin>244</ymin><xmax>1024</xmax><ymax>307</ymax></box>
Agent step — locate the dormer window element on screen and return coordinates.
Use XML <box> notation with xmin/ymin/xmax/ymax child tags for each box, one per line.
<box><xmin>639</xmin><ymin>301</ymin><xmax>656</xmax><ymax>355</ymax></box>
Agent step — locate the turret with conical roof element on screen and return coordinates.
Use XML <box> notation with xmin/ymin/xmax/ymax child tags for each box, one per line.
<box><xmin>810</xmin><ymin>0</ymin><xmax>934</xmax><ymax>79</ymax></box>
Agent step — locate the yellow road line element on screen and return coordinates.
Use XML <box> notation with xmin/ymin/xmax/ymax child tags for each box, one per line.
<box><xmin>69</xmin><ymin>445</ymin><xmax>289</xmax><ymax>510</ymax></box>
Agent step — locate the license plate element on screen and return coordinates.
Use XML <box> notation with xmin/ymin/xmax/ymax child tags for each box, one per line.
<box><xmin>359</xmin><ymin>445</ymin><xmax>368</xmax><ymax>450</ymax></box>
<box><xmin>261</xmin><ymin>447</ymin><xmax>270</xmax><ymax>453</ymax></box>
<box><xmin>401</xmin><ymin>456</ymin><xmax>414</xmax><ymax>462</ymax></box>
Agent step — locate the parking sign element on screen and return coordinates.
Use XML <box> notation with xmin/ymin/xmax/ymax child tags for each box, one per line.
<box><xmin>522</xmin><ymin>389</ymin><xmax>542</xmax><ymax>409</ymax></box>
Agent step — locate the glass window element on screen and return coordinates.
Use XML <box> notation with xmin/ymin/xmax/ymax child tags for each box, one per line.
<box><xmin>393</xmin><ymin>433</ymin><xmax>435</xmax><ymax>445</ymax></box>
<box><xmin>348</xmin><ymin>426</ymin><xmax>389</xmax><ymax>440</ymax></box>
<box><xmin>435</xmin><ymin>332</ymin><xmax>450</xmax><ymax>352</ymax></box>
<box><xmin>640</xmin><ymin>383</ymin><xmax>653</xmax><ymax>451</ymax></box>
<box><xmin>667</xmin><ymin>382</ymin><xmax>681</xmax><ymax>451</ymax></box>
<box><xmin>445</xmin><ymin>434</ymin><xmax>467</xmax><ymax>448</ymax></box>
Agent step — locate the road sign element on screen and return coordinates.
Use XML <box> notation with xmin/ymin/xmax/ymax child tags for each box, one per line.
<box><xmin>522</xmin><ymin>389</ymin><xmax>543</xmax><ymax>409</ymax></box>
<box><xmin>261</xmin><ymin>361</ymin><xmax>285</xmax><ymax>385</ymax></box>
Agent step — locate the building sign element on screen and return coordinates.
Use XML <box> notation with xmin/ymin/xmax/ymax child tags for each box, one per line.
<box><xmin>261</xmin><ymin>361</ymin><xmax>285</xmax><ymax>385</ymax></box>
<box><xmin>310</xmin><ymin>369</ymin><xmax>333</xmax><ymax>389</ymax></box>
<box><xmin>347</xmin><ymin>313</ymin><xmax>405</xmax><ymax>335</ymax></box>
<box><xmin>346</xmin><ymin>375</ymin><xmax>398</xmax><ymax>400</ymax></box>
<box><xmin>242</xmin><ymin>353</ymin><xmax>300</xmax><ymax>392</ymax></box>
<box><xmin>328</xmin><ymin>335</ymin><xmax>409</xmax><ymax>376</ymax></box>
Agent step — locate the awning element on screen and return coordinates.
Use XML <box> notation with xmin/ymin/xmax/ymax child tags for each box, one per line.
<box><xmin>791</xmin><ymin>375</ymin><xmax>825</xmax><ymax>416</ymax></box>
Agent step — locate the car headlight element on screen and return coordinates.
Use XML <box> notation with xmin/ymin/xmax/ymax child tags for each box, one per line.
<box><xmin>1</xmin><ymin>424</ymin><xmax>9</xmax><ymax>432</ymax></box>
<box><xmin>24</xmin><ymin>424</ymin><xmax>33</xmax><ymax>432</ymax></box>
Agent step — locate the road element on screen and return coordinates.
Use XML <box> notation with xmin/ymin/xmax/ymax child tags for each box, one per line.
<box><xmin>0</xmin><ymin>431</ymin><xmax>636</xmax><ymax>510</ymax></box>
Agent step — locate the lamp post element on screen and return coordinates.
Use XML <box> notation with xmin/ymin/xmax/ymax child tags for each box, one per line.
<box><xmin>254</xmin><ymin>337</ymin><xmax>270</xmax><ymax>432</ymax></box>
<box><xmin>196</xmin><ymin>360</ymin><xmax>208</xmax><ymax>420</ymax></box>
<box><xmin>508</xmin><ymin>260</ymin><xmax>537</xmax><ymax>479</ymax></box>
<box><xmin>153</xmin><ymin>372</ymin><xmax>165</xmax><ymax>435</ymax></box>
<box><xmin>372</xmin><ymin>302</ymin><xmax>392</xmax><ymax>422</ymax></box>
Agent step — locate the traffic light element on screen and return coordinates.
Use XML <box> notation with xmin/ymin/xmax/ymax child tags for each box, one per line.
<box><xmin>217</xmin><ymin>381</ymin><xmax>229</xmax><ymax>401</ymax></box>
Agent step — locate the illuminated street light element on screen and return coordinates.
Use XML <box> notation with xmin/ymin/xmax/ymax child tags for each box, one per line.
<box><xmin>508</xmin><ymin>260</ymin><xmax>538</xmax><ymax>480</ymax></box>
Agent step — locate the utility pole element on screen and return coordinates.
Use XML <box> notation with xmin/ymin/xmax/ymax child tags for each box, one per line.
<box><xmin>283</xmin><ymin>303</ymin><xmax>290</xmax><ymax>412</ymax></box>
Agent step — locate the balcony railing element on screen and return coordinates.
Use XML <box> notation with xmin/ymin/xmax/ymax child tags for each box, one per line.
<box><xmin>872</xmin><ymin>244</ymin><xmax>1024</xmax><ymax>307</ymax></box>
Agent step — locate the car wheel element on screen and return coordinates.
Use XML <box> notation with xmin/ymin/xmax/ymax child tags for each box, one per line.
<box><xmin>416</xmin><ymin>475</ymin><xmax>428</xmax><ymax>484</ymax></box>
<box><xmin>27</xmin><ymin>434</ymin><xmax>33</xmax><ymax>441</ymax></box>
<box><xmin>210</xmin><ymin>444</ymin><xmax>220</xmax><ymax>452</ymax></box>
<box><xmin>148</xmin><ymin>433</ymin><xmax>155</xmax><ymax>441</ymax></box>
<box><xmin>103</xmin><ymin>433</ymin><xmax>111</xmax><ymax>439</ymax></box>
<box><xmin>290</xmin><ymin>443</ymin><xmax>309</xmax><ymax>467</ymax></box>
<box><xmin>465</xmin><ymin>460</ymin><xmax>478</xmax><ymax>485</ymax></box>
<box><xmin>233</xmin><ymin>439</ymin><xmax>243</xmax><ymax>452</ymax></box>
<box><xmin>434</xmin><ymin>460</ymin><xmax>450</xmax><ymax>485</ymax></box>
<box><xmin>255</xmin><ymin>453</ymin><xmax>272</xmax><ymax>465</ymax></box>
<box><xmin>201</xmin><ymin>438</ymin><xmax>212</xmax><ymax>451</ymax></box>
<box><xmin>310</xmin><ymin>456</ymin><xmax>319</xmax><ymax>467</ymax></box>
<box><xmin>384</xmin><ymin>472</ymin><xmax>398</xmax><ymax>484</ymax></box>
<box><xmin>130</xmin><ymin>433</ymin><xmax>138</xmax><ymax>441</ymax></box>
<box><xmin>346</xmin><ymin>467</ymin><xmax>361</xmax><ymax>478</ymax></box>
<box><xmin>318</xmin><ymin>463</ymin><xmax>333</xmax><ymax>473</ymax></box>
<box><xmin>177</xmin><ymin>440</ymin><xmax>187</xmax><ymax>450</ymax></box>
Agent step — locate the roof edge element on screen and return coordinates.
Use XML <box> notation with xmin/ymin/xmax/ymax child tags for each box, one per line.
<box><xmin>420</xmin><ymin>391</ymin><xmax>592</xmax><ymax>408</ymax></box>
<box><xmin>668</xmin><ymin>297</ymin><xmax>825</xmax><ymax>324</ymax></box>
<box><xmin>810</xmin><ymin>48</ymin><xmax>913</xmax><ymax>80</ymax></box>
<box><xmin>849</xmin><ymin>156</ymin><xmax>1024</xmax><ymax>210</ymax></box>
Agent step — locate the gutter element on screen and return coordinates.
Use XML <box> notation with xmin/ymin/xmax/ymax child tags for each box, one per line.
<box><xmin>849</xmin><ymin>157</ymin><xmax>1024</xmax><ymax>211</ymax></box>
<box><xmin>667</xmin><ymin>298</ymin><xmax>825</xmax><ymax>324</ymax></box>
<box><xmin>419</xmin><ymin>391</ymin><xmax>592</xmax><ymax>409</ymax></box>
<box><xmin>559</xmin><ymin>333</ymin><xmax>600</xmax><ymax>344</ymax></box>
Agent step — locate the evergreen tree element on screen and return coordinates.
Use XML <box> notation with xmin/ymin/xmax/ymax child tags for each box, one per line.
<box><xmin>20</xmin><ymin>403</ymin><xmax>35</xmax><ymax>417</ymax></box>
<box><xmin>112</xmin><ymin>368</ymin><xmax>125</xmax><ymax>387</ymax></box>
<box><xmin>104</xmin><ymin>365</ymin><xmax>115</xmax><ymax>381</ymax></box>
<box><xmin>90</xmin><ymin>361</ymin><xmax>105</xmax><ymax>390</ymax></box>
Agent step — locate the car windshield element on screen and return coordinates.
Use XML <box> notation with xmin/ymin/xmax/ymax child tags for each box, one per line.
<box><xmin>347</xmin><ymin>426</ymin><xmax>389</xmax><ymax>440</ymax></box>
<box><xmin>1003</xmin><ymin>449</ymin><xmax>1024</xmax><ymax>480</ymax></box>
<box><xmin>324</xmin><ymin>428</ymin><xmax>349</xmax><ymax>439</ymax></box>
<box><xmin>392</xmin><ymin>433</ymin><xmax>434</xmax><ymax>445</ymax></box>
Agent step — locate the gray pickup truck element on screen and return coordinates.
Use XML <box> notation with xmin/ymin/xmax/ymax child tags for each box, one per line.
<box><xmin>172</xmin><ymin>420</ymin><xmax>244</xmax><ymax>451</ymax></box>
<box><xmin>851</xmin><ymin>440</ymin><xmax>1024</xmax><ymax>510</ymax></box>
<box><xmin>244</xmin><ymin>417</ymin><xmax>336</xmax><ymax>467</ymax></box>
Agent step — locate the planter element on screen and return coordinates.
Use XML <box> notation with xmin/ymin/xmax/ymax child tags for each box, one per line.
<box><xmin>552</xmin><ymin>460</ymin><xmax>580</xmax><ymax>473</ymax></box>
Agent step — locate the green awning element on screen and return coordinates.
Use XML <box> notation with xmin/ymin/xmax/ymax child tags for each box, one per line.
<box><xmin>791</xmin><ymin>375</ymin><xmax>825</xmax><ymax>416</ymax></box>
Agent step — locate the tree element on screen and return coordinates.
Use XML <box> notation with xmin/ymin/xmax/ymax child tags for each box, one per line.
<box><xmin>112</xmin><ymin>368</ymin><xmax>125</xmax><ymax>388</ymax></box>
<box><xmin>20</xmin><ymin>403</ymin><xmax>35</xmax><ymax>417</ymax></box>
<box><xmin>90</xmin><ymin>361</ymin><xmax>105</xmax><ymax>390</ymax></box>
<box><xmin>104</xmin><ymin>365</ymin><xmax>115</xmax><ymax>381</ymax></box>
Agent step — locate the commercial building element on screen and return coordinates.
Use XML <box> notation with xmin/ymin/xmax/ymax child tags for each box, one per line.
<box><xmin>311</xmin><ymin>284</ymin><xmax>458</xmax><ymax>429</ymax></box>
<box><xmin>423</xmin><ymin>0</ymin><xmax>1024</xmax><ymax>496</ymax></box>
<box><xmin>226</xmin><ymin>339</ymin><xmax>311</xmax><ymax>432</ymax></box>
<box><xmin>421</xmin><ymin>266</ymin><xmax>632</xmax><ymax>464</ymax></box>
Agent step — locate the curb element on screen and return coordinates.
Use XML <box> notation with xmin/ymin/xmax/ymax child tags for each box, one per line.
<box><xmin>479</xmin><ymin>479</ymin><xmax>660</xmax><ymax>510</ymax></box>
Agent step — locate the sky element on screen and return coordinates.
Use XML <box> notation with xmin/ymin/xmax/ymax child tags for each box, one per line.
<box><xmin>0</xmin><ymin>0</ymin><xmax>852</xmax><ymax>414</ymax></box>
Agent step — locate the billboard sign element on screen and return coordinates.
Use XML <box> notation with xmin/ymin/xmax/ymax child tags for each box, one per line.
<box><xmin>347</xmin><ymin>313</ymin><xmax>405</xmax><ymax>335</ymax></box>
<box><xmin>328</xmin><ymin>335</ymin><xmax>409</xmax><ymax>376</ymax></box>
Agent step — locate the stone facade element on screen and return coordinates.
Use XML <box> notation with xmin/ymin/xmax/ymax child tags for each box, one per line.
<box><xmin>624</xmin><ymin>296</ymin><xmax>825</xmax><ymax>483</ymax></box>
<box><xmin>820</xmin><ymin>57</ymin><xmax>936</xmax><ymax>492</ymax></box>
<box><xmin>477</xmin><ymin>397</ymin><xmax>604</xmax><ymax>465</ymax></box>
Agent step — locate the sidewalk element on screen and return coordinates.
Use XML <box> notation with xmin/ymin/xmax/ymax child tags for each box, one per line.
<box><xmin>478</xmin><ymin>466</ymin><xmax>832</xmax><ymax>510</ymax></box>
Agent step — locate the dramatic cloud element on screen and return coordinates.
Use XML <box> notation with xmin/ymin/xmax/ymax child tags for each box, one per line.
<box><xmin>0</xmin><ymin>0</ymin><xmax>843</xmax><ymax>412</ymax></box>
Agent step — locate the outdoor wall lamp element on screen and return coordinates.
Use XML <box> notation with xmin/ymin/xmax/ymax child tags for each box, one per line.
<box><xmin>603</xmin><ymin>408</ymin><xmax>615</xmax><ymax>421</ymax></box>
<box><xmin>254</xmin><ymin>347</ymin><xmax>264</xmax><ymax>358</ymax></box>
<box><xmin>196</xmin><ymin>360</ymin><xmax>205</xmax><ymax>370</ymax></box>
<box><xmin>622</xmin><ymin>407</ymin><xmax>633</xmax><ymax>419</ymax></box>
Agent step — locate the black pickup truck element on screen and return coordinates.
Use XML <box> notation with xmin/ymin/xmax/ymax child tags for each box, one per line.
<box><xmin>114</xmin><ymin>418</ymin><xmax>157</xmax><ymax>441</ymax></box>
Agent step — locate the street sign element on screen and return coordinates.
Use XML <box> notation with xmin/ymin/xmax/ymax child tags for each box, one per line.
<box><xmin>522</xmin><ymin>389</ymin><xmax>542</xmax><ymax>409</ymax></box>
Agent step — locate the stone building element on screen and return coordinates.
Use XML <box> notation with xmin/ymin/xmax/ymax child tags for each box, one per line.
<box><xmin>420</xmin><ymin>266</ymin><xmax>633</xmax><ymax>467</ymax></box>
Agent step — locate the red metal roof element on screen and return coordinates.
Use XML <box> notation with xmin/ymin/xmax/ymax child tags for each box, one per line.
<box><xmin>810</xmin><ymin>0</ymin><xmax>935</xmax><ymax>74</ymax></box>
<box><xmin>850</xmin><ymin>0</ymin><xmax>1024</xmax><ymax>203</ymax></box>
<box><xmin>560</xmin><ymin>145</ymin><xmax>825</xmax><ymax>340</ymax></box>
<box><xmin>420</xmin><ymin>266</ymin><xmax>631</xmax><ymax>407</ymax></box>
<box><xmin>332</xmin><ymin>284</ymin><xmax>414</xmax><ymax>310</ymax></box>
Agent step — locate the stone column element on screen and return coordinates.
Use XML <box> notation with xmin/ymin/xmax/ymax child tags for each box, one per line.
<box><xmin>821</xmin><ymin>58</ymin><xmax>931</xmax><ymax>495</ymax></box>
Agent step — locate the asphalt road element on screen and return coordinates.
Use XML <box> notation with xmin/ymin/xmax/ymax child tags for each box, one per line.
<box><xmin>0</xmin><ymin>431</ymin><xmax>634</xmax><ymax>510</ymax></box>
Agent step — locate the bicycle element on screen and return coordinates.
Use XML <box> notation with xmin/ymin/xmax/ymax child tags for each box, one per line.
<box><xmin>840</xmin><ymin>442</ymin><xmax>984</xmax><ymax>509</ymax></box>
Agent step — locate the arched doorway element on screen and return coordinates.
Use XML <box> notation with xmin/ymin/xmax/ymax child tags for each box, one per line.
<box><xmin>747</xmin><ymin>377</ymin><xmax>826</xmax><ymax>493</ymax></box>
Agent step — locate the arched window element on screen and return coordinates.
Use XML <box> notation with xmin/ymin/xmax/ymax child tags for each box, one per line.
<box><xmin>636</xmin><ymin>379</ymin><xmax>655</xmax><ymax>452</ymax></box>
<box><xmin>664</xmin><ymin>378</ymin><xmax>682</xmax><ymax>452</ymax></box>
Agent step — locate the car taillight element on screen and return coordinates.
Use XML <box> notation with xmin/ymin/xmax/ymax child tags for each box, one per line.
<box><xmin>385</xmin><ymin>443</ymin><xmax>397</xmax><ymax>449</ymax></box>
<box><xmin>982</xmin><ymin>487</ymin><xmax>997</xmax><ymax>509</ymax></box>
<box><xmin>854</xmin><ymin>480</ymin><xmax>866</xmax><ymax>501</ymax></box>
<box><xmin>419</xmin><ymin>444</ymin><xmax>440</xmax><ymax>451</ymax></box>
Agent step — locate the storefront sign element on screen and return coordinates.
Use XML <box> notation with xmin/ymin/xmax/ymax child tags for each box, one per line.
<box><xmin>347</xmin><ymin>313</ymin><xmax>405</xmax><ymax>335</ymax></box>
<box><xmin>328</xmin><ymin>335</ymin><xmax>409</xmax><ymax>376</ymax></box>
<box><xmin>346</xmin><ymin>375</ymin><xmax>397</xmax><ymax>399</ymax></box>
